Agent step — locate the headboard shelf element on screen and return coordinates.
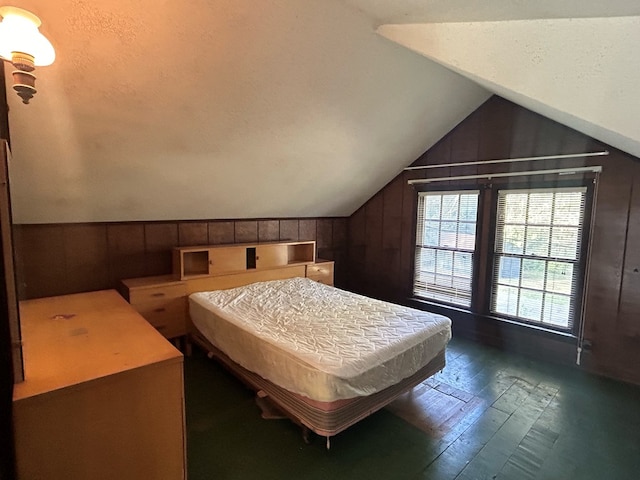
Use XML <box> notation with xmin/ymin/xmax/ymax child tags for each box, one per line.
<box><xmin>173</xmin><ymin>240</ymin><xmax>316</xmax><ymax>280</ymax></box>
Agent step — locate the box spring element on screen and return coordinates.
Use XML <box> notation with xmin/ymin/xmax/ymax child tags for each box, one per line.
<box><xmin>191</xmin><ymin>331</ymin><xmax>445</xmax><ymax>440</ymax></box>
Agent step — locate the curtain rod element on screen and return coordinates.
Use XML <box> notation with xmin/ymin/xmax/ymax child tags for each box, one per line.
<box><xmin>404</xmin><ymin>151</ymin><xmax>609</xmax><ymax>171</ymax></box>
<box><xmin>407</xmin><ymin>166</ymin><xmax>602</xmax><ymax>185</ymax></box>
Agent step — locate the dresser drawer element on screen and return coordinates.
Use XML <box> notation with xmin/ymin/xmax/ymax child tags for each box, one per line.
<box><xmin>306</xmin><ymin>261</ymin><xmax>334</xmax><ymax>286</ymax></box>
<box><xmin>128</xmin><ymin>283</ymin><xmax>187</xmax><ymax>305</ymax></box>
<box><xmin>133</xmin><ymin>297</ymin><xmax>187</xmax><ymax>339</ymax></box>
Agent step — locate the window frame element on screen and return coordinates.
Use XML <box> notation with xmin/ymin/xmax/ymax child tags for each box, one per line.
<box><xmin>413</xmin><ymin>190</ymin><xmax>480</xmax><ymax>308</ymax></box>
<box><xmin>412</xmin><ymin>177</ymin><xmax>595</xmax><ymax>337</ymax></box>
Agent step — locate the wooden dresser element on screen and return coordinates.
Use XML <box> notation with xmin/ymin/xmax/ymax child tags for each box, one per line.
<box><xmin>13</xmin><ymin>290</ymin><xmax>186</xmax><ymax>480</ymax></box>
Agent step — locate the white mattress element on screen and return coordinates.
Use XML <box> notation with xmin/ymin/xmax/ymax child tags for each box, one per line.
<box><xmin>189</xmin><ymin>277</ymin><xmax>451</xmax><ymax>402</ymax></box>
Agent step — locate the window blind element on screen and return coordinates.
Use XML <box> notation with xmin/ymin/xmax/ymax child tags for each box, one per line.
<box><xmin>413</xmin><ymin>191</ymin><xmax>479</xmax><ymax>307</ymax></box>
<box><xmin>491</xmin><ymin>187</ymin><xmax>587</xmax><ymax>330</ymax></box>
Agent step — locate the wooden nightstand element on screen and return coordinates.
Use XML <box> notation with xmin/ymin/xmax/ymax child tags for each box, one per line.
<box><xmin>120</xmin><ymin>275</ymin><xmax>188</xmax><ymax>340</ymax></box>
<box><xmin>306</xmin><ymin>259</ymin><xmax>334</xmax><ymax>286</ymax></box>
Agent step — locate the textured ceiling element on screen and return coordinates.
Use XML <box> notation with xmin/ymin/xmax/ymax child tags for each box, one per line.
<box><xmin>6</xmin><ymin>1</ymin><xmax>638</xmax><ymax>224</ymax></box>
<box><xmin>378</xmin><ymin>17</ymin><xmax>640</xmax><ymax>158</ymax></box>
<box><xmin>344</xmin><ymin>0</ymin><xmax>640</xmax><ymax>23</ymax></box>
<box><xmin>6</xmin><ymin>0</ymin><xmax>489</xmax><ymax>223</ymax></box>
<box><xmin>350</xmin><ymin>0</ymin><xmax>640</xmax><ymax>158</ymax></box>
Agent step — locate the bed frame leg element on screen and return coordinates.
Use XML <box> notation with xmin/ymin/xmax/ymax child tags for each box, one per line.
<box><xmin>302</xmin><ymin>426</ymin><xmax>312</xmax><ymax>444</ymax></box>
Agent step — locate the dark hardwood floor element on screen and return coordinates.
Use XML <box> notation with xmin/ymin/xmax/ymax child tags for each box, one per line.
<box><xmin>185</xmin><ymin>337</ymin><xmax>640</xmax><ymax>479</ymax></box>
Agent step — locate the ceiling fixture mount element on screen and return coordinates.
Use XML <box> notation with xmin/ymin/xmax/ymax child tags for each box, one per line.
<box><xmin>0</xmin><ymin>6</ymin><xmax>55</xmax><ymax>104</ymax></box>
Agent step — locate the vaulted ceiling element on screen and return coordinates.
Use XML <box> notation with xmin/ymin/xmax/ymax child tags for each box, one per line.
<box><xmin>363</xmin><ymin>0</ymin><xmax>640</xmax><ymax>160</ymax></box>
<box><xmin>4</xmin><ymin>1</ymin><xmax>638</xmax><ymax>223</ymax></box>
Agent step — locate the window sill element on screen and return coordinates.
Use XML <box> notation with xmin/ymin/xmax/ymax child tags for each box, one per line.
<box><xmin>408</xmin><ymin>296</ymin><xmax>578</xmax><ymax>343</ymax></box>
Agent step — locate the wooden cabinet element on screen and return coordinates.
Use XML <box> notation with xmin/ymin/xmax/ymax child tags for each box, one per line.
<box><xmin>173</xmin><ymin>245</ymin><xmax>246</xmax><ymax>278</ymax></box>
<box><xmin>306</xmin><ymin>259</ymin><xmax>335</xmax><ymax>286</ymax></box>
<box><xmin>120</xmin><ymin>275</ymin><xmax>188</xmax><ymax>339</ymax></box>
<box><xmin>13</xmin><ymin>290</ymin><xmax>186</xmax><ymax>480</ymax></box>
<box><xmin>255</xmin><ymin>243</ymin><xmax>288</xmax><ymax>269</ymax></box>
<box><xmin>172</xmin><ymin>241</ymin><xmax>316</xmax><ymax>280</ymax></box>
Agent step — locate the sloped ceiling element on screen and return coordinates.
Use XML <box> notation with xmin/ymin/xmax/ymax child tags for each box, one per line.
<box><xmin>344</xmin><ymin>0</ymin><xmax>640</xmax><ymax>23</ymax></box>
<box><xmin>349</xmin><ymin>0</ymin><xmax>640</xmax><ymax>158</ymax></box>
<box><xmin>4</xmin><ymin>0</ymin><xmax>490</xmax><ymax>223</ymax></box>
<box><xmin>8</xmin><ymin>1</ymin><xmax>638</xmax><ymax>224</ymax></box>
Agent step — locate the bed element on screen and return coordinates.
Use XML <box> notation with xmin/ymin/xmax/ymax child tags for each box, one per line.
<box><xmin>189</xmin><ymin>276</ymin><xmax>451</xmax><ymax>448</ymax></box>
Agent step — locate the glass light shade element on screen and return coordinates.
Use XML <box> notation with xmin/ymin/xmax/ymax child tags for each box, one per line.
<box><xmin>0</xmin><ymin>6</ymin><xmax>55</xmax><ymax>66</ymax></box>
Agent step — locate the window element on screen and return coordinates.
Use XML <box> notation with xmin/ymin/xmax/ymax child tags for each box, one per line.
<box><xmin>414</xmin><ymin>191</ymin><xmax>479</xmax><ymax>307</ymax></box>
<box><xmin>413</xmin><ymin>183</ymin><xmax>590</xmax><ymax>334</ymax></box>
<box><xmin>491</xmin><ymin>187</ymin><xmax>586</xmax><ymax>330</ymax></box>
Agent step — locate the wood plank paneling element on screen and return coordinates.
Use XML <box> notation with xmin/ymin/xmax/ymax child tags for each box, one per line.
<box><xmin>63</xmin><ymin>224</ymin><xmax>109</xmax><ymax>294</ymax></box>
<box><xmin>233</xmin><ymin>221</ymin><xmax>257</xmax><ymax>243</ymax></box>
<box><xmin>561</xmin><ymin>129</ymin><xmax>598</xmax><ymax>154</ymax></box>
<box><xmin>279</xmin><ymin>220</ymin><xmax>299</xmax><ymax>241</ymax></box>
<box><xmin>299</xmin><ymin>220</ymin><xmax>316</xmax><ymax>242</ymax></box>
<box><xmin>382</xmin><ymin>177</ymin><xmax>403</xmax><ymax>250</ymax></box>
<box><xmin>348</xmin><ymin>207</ymin><xmax>367</xmax><ymax>289</ymax></box>
<box><xmin>178</xmin><ymin>222</ymin><xmax>208</xmax><ymax>246</ymax></box>
<box><xmin>316</xmin><ymin>219</ymin><xmax>332</xmax><ymax>250</ymax></box>
<box><xmin>364</xmin><ymin>193</ymin><xmax>384</xmax><ymax>297</ymax></box>
<box><xmin>477</xmin><ymin>97</ymin><xmax>513</xmax><ymax>163</ymax></box>
<box><xmin>584</xmin><ymin>152</ymin><xmax>631</xmax><ymax>333</ymax></box>
<box><xmin>107</xmin><ymin>224</ymin><xmax>146</xmax><ymax>286</ymax></box>
<box><xmin>382</xmin><ymin>177</ymin><xmax>403</xmax><ymax>297</ymax></box>
<box><xmin>258</xmin><ymin>220</ymin><xmax>279</xmax><ymax>242</ymax></box>
<box><xmin>332</xmin><ymin>218</ymin><xmax>347</xmax><ymax>249</ymax></box>
<box><xmin>208</xmin><ymin>221</ymin><xmax>235</xmax><ymax>245</ymax></box>
<box><xmin>329</xmin><ymin>218</ymin><xmax>348</xmax><ymax>285</ymax></box>
<box><xmin>451</xmin><ymin>109</ymin><xmax>480</xmax><ymax>162</ymax></box>
<box><xmin>400</xmin><ymin>171</ymin><xmax>417</xmax><ymax>296</ymax></box>
<box><xmin>425</xmin><ymin>135</ymin><xmax>452</xmax><ymax>187</ymax></box>
<box><xmin>14</xmin><ymin>225</ymin><xmax>67</xmax><ymax>299</ymax></box>
<box><xmin>618</xmin><ymin>162</ymin><xmax>640</xmax><ymax>337</ymax></box>
<box><xmin>348</xmin><ymin>95</ymin><xmax>640</xmax><ymax>385</ymax></box>
<box><xmin>15</xmin><ymin>217</ymin><xmax>349</xmax><ymax>300</ymax></box>
<box><xmin>509</xmin><ymin>107</ymin><xmax>539</xmax><ymax>158</ymax></box>
<box><xmin>144</xmin><ymin>223</ymin><xmax>178</xmax><ymax>276</ymax></box>
<box><xmin>534</xmin><ymin>119</ymin><xmax>566</xmax><ymax>157</ymax></box>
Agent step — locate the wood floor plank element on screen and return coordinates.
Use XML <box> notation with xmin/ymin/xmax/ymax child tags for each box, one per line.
<box><xmin>456</xmin><ymin>383</ymin><xmax>558</xmax><ymax>480</ymax></box>
<box><xmin>417</xmin><ymin>406</ymin><xmax>510</xmax><ymax>480</ymax></box>
<box><xmin>435</xmin><ymin>382</ymin><xmax>476</xmax><ymax>403</ymax></box>
<box><xmin>387</xmin><ymin>386</ymin><xmax>466</xmax><ymax>434</ymax></box>
<box><xmin>435</xmin><ymin>396</ymin><xmax>488</xmax><ymax>443</ymax></box>
<box><xmin>492</xmin><ymin>378</ymin><xmax>538</xmax><ymax>415</ymax></box>
<box><xmin>497</xmin><ymin>424</ymin><xmax>560</xmax><ymax>479</ymax></box>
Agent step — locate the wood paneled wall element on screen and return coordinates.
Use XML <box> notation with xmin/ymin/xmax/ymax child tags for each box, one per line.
<box><xmin>347</xmin><ymin>96</ymin><xmax>640</xmax><ymax>385</ymax></box>
<box><xmin>13</xmin><ymin>217</ymin><xmax>348</xmax><ymax>300</ymax></box>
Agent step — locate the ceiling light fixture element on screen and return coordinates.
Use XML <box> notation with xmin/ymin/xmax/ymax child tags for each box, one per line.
<box><xmin>0</xmin><ymin>6</ymin><xmax>55</xmax><ymax>104</ymax></box>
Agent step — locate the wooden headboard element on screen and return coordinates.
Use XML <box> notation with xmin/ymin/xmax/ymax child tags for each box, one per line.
<box><xmin>185</xmin><ymin>264</ymin><xmax>306</xmax><ymax>295</ymax></box>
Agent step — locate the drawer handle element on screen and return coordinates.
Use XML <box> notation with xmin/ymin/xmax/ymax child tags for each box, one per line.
<box><xmin>153</xmin><ymin>308</ymin><xmax>166</xmax><ymax>313</ymax></box>
<box><xmin>151</xmin><ymin>293</ymin><xmax>166</xmax><ymax>298</ymax></box>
